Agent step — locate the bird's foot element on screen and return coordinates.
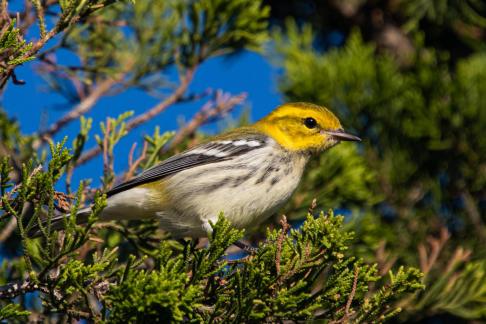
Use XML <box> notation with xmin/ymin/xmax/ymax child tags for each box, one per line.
<box><xmin>233</xmin><ymin>240</ymin><xmax>258</xmax><ymax>254</ymax></box>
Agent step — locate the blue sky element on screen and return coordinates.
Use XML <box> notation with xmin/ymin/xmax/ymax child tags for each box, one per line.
<box><xmin>2</xmin><ymin>50</ymin><xmax>283</xmax><ymax>188</ymax></box>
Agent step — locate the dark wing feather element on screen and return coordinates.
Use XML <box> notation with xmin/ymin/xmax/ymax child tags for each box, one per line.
<box><xmin>106</xmin><ymin>138</ymin><xmax>264</xmax><ymax>196</ymax></box>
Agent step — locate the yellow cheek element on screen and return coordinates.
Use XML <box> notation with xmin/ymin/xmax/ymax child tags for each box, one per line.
<box><xmin>281</xmin><ymin>132</ymin><xmax>326</xmax><ymax>151</ymax></box>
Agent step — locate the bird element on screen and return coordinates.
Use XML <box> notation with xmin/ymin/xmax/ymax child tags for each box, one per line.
<box><xmin>38</xmin><ymin>102</ymin><xmax>360</xmax><ymax>247</ymax></box>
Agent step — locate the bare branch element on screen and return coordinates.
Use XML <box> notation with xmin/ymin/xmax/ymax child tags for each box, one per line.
<box><xmin>343</xmin><ymin>266</ymin><xmax>359</xmax><ymax>322</ymax></box>
<box><xmin>0</xmin><ymin>280</ymin><xmax>57</xmax><ymax>300</ymax></box>
<box><xmin>375</xmin><ymin>240</ymin><xmax>397</xmax><ymax>276</ymax></box>
<box><xmin>275</xmin><ymin>215</ymin><xmax>290</xmax><ymax>275</ymax></box>
<box><xmin>462</xmin><ymin>190</ymin><xmax>486</xmax><ymax>242</ymax></box>
<box><xmin>75</xmin><ymin>68</ymin><xmax>197</xmax><ymax>167</ymax></box>
<box><xmin>125</xmin><ymin>69</ymin><xmax>196</xmax><ymax>131</ymax></box>
<box><xmin>169</xmin><ymin>90</ymin><xmax>247</xmax><ymax>149</ymax></box>
<box><xmin>36</xmin><ymin>76</ymin><xmax>120</xmax><ymax>146</ymax></box>
<box><xmin>124</xmin><ymin>141</ymin><xmax>148</xmax><ymax>181</ymax></box>
<box><xmin>418</xmin><ymin>227</ymin><xmax>450</xmax><ymax>274</ymax></box>
<box><xmin>0</xmin><ymin>217</ymin><xmax>17</xmax><ymax>242</ymax></box>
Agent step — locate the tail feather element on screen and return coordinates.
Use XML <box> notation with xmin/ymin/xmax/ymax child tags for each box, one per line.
<box><xmin>28</xmin><ymin>207</ymin><xmax>92</xmax><ymax>237</ymax></box>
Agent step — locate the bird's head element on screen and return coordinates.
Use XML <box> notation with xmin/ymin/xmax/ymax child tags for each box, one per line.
<box><xmin>255</xmin><ymin>102</ymin><xmax>361</xmax><ymax>152</ymax></box>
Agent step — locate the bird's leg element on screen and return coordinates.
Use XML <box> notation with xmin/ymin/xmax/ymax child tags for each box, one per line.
<box><xmin>203</xmin><ymin>219</ymin><xmax>257</xmax><ymax>254</ymax></box>
<box><xmin>233</xmin><ymin>240</ymin><xmax>258</xmax><ymax>254</ymax></box>
<box><xmin>177</xmin><ymin>238</ymin><xmax>188</xmax><ymax>246</ymax></box>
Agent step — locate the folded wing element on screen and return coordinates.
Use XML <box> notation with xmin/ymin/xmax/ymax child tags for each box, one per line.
<box><xmin>106</xmin><ymin>137</ymin><xmax>266</xmax><ymax>196</ymax></box>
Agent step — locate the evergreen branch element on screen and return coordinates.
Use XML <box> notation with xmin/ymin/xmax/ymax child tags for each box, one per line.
<box><xmin>31</xmin><ymin>0</ymin><xmax>47</xmax><ymax>38</ymax></box>
<box><xmin>0</xmin><ymin>0</ymin><xmax>120</xmax><ymax>92</ymax></box>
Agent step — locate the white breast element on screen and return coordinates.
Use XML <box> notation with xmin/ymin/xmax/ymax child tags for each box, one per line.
<box><xmin>161</xmin><ymin>140</ymin><xmax>308</xmax><ymax>236</ymax></box>
<box><xmin>102</xmin><ymin>139</ymin><xmax>309</xmax><ymax>238</ymax></box>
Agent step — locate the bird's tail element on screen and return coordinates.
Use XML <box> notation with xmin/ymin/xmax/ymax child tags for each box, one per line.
<box><xmin>28</xmin><ymin>207</ymin><xmax>92</xmax><ymax>237</ymax></box>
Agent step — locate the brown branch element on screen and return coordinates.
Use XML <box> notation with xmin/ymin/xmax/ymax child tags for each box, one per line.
<box><xmin>73</xmin><ymin>146</ymin><xmax>100</xmax><ymax>168</ymax></box>
<box><xmin>169</xmin><ymin>90</ymin><xmax>247</xmax><ymax>149</ymax></box>
<box><xmin>308</xmin><ymin>198</ymin><xmax>317</xmax><ymax>215</ymax></box>
<box><xmin>445</xmin><ymin>247</ymin><xmax>471</xmax><ymax>274</ymax></box>
<box><xmin>375</xmin><ymin>240</ymin><xmax>397</xmax><ymax>276</ymax></box>
<box><xmin>124</xmin><ymin>141</ymin><xmax>148</xmax><ymax>181</ymax></box>
<box><xmin>126</xmin><ymin>69</ymin><xmax>196</xmax><ymax>130</ymax></box>
<box><xmin>0</xmin><ymin>217</ymin><xmax>17</xmax><ymax>242</ymax></box>
<box><xmin>275</xmin><ymin>215</ymin><xmax>290</xmax><ymax>275</ymax></box>
<box><xmin>342</xmin><ymin>266</ymin><xmax>359</xmax><ymax>323</ymax></box>
<box><xmin>36</xmin><ymin>77</ymin><xmax>120</xmax><ymax>146</ymax></box>
<box><xmin>75</xmin><ymin>68</ymin><xmax>197</xmax><ymax>167</ymax></box>
<box><xmin>101</xmin><ymin>118</ymin><xmax>115</xmax><ymax>188</ymax></box>
<box><xmin>462</xmin><ymin>190</ymin><xmax>486</xmax><ymax>242</ymax></box>
<box><xmin>0</xmin><ymin>280</ymin><xmax>50</xmax><ymax>299</ymax></box>
<box><xmin>418</xmin><ymin>227</ymin><xmax>450</xmax><ymax>274</ymax></box>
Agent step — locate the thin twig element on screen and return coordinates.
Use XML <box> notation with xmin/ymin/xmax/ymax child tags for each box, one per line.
<box><xmin>275</xmin><ymin>215</ymin><xmax>290</xmax><ymax>275</ymax></box>
<box><xmin>375</xmin><ymin>240</ymin><xmax>397</xmax><ymax>276</ymax></box>
<box><xmin>124</xmin><ymin>141</ymin><xmax>148</xmax><ymax>181</ymax></box>
<box><xmin>308</xmin><ymin>198</ymin><xmax>317</xmax><ymax>215</ymax></box>
<box><xmin>0</xmin><ymin>217</ymin><xmax>17</xmax><ymax>242</ymax></box>
<box><xmin>418</xmin><ymin>227</ymin><xmax>450</xmax><ymax>274</ymax></box>
<box><xmin>169</xmin><ymin>90</ymin><xmax>247</xmax><ymax>149</ymax></box>
<box><xmin>0</xmin><ymin>280</ymin><xmax>58</xmax><ymax>299</ymax></box>
<box><xmin>36</xmin><ymin>77</ymin><xmax>120</xmax><ymax>146</ymax></box>
<box><xmin>101</xmin><ymin>119</ymin><xmax>115</xmax><ymax>188</ymax></box>
<box><xmin>342</xmin><ymin>266</ymin><xmax>359</xmax><ymax>323</ymax></box>
<box><xmin>75</xmin><ymin>68</ymin><xmax>197</xmax><ymax>167</ymax></box>
<box><xmin>125</xmin><ymin>69</ymin><xmax>196</xmax><ymax>131</ymax></box>
<box><xmin>444</xmin><ymin>247</ymin><xmax>471</xmax><ymax>273</ymax></box>
<box><xmin>462</xmin><ymin>190</ymin><xmax>486</xmax><ymax>241</ymax></box>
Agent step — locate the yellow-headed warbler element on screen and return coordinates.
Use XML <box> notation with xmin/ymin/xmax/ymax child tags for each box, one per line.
<box><xmin>39</xmin><ymin>103</ymin><xmax>361</xmax><ymax>249</ymax></box>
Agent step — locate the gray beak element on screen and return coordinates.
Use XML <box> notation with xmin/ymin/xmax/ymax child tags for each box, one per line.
<box><xmin>324</xmin><ymin>130</ymin><xmax>361</xmax><ymax>142</ymax></box>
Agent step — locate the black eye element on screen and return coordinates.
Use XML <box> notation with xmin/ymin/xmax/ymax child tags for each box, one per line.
<box><xmin>304</xmin><ymin>117</ymin><xmax>318</xmax><ymax>129</ymax></box>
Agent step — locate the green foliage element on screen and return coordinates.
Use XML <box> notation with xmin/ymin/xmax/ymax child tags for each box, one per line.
<box><xmin>286</xmin><ymin>144</ymin><xmax>381</xmax><ymax>217</ymax></box>
<box><xmin>0</xmin><ymin>303</ymin><xmax>30</xmax><ymax>321</ymax></box>
<box><xmin>107</xmin><ymin>248</ymin><xmax>204</xmax><ymax>323</ymax></box>
<box><xmin>143</xmin><ymin>127</ymin><xmax>175</xmax><ymax>169</ymax></box>
<box><xmin>359</xmin><ymin>266</ymin><xmax>424</xmax><ymax>322</ymax></box>
<box><xmin>51</xmin><ymin>0</ymin><xmax>269</xmax><ymax>93</ymax></box>
<box><xmin>0</xmin><ymin>133</ymin><xmax>423</xmax><ymax>322</ymax></box>
<box><xmin>411</xmin><ymin>260</ymin><xmax>486</xmax><ymax>319</ymax></box>
<box><xmin>274</xmin><ymin>20</ymin><xmax>486</xmax><ymax>321</ymax></box>
<box><xmin>0</xmin><ymin>1</ymin><xmax>127</xmax><ymax>90</ymax></box>
<box><xmin>402</xmin><ymin>0</ymin><xmax>486</xmax><ymax>31</ymax></box>
<box><xmin>0</xmin><ymin>139</ymin><xmax>110</xmax><ymax>319</ymax></box>
<box><xmin>95</xmin><ymin>111</ymin><xmax>134</xmax><ymax>188</ymax></box>
<box><xmin>0</xmin><ymin>19</ymin><xmax>35</xmax><ymax>73</ymax></box>
<box><xmin>106</xmin><ymin>213</ymin><xmax>423</xmax><ymax>322</ymax></box>
<box><xmin>1</xmin><ymin>0</ymin><xmax>481</xmax><ymax>322</ymax></box>
<box><xmin>276</xmin><ymin>26</ymin><xmax>486</xmax><ymax>208</ymax></box>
